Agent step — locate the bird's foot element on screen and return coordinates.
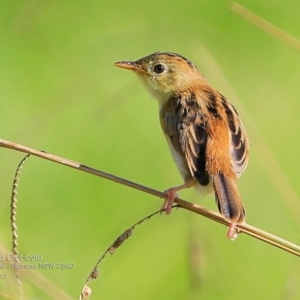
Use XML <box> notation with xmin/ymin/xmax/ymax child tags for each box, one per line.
<box><xmin>227</xmin><ymin>223</ymin><xmax>239</xmax><ymax>241</ymax></box>
<box><xmin>161</xmin><ymin>188</ymin><xmax>178</xmax><ymax>215</ymax></box>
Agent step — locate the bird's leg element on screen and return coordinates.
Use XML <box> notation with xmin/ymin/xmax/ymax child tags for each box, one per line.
<box><xmin>162</xmin><ymin>177</ymin><xmax>195</xmax><ymax>215</ymax></box>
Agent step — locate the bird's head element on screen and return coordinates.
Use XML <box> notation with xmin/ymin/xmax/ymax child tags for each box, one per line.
<box><xmin>115</xmin><ymin>52</ymin><xmax>204</xmax><ymax>105</ymax></box>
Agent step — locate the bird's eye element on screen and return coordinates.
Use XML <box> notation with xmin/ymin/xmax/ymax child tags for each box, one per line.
<box><xmin>153</xmin><ymin>64</ymin><xmax>165</xmax><ymax>74</ymax></box>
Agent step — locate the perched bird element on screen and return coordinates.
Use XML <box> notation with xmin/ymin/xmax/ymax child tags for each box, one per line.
<box><xmin>115</xmin><ymin>52</ymin><xmax>249</xmax><ymax>239</ymax></box>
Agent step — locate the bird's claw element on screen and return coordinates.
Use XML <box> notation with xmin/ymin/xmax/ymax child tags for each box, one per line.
<box><xmin>227</xmin><ymin>223</ymin><xmax>240</xmax><ymax>240</ymax></box>
<box><xmin>161</xmin><ymin>189</ymin><xmax>178</xmax><ymax>215</ymax></box>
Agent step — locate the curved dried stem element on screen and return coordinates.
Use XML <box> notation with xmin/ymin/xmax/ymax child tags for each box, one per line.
<box><xmin>10</xmin><ymin>153</ymin><xmax>30</xmax><ymax>300</ymax></box>
<box><xmin>1</xmin><ymin>138</ymin><xmax>300</xmax><ymax>257</ymax></box>
<box><xmin>79</xmin><ymin>206</ymin><xmax>178</xmax><ymax>300</ymax></box>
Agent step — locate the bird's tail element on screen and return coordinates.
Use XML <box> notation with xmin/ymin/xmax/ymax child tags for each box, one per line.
<box><xmin>213</xmin><ymin>173</ymin><xmax>245</xmax><ymax>224</ymax></box>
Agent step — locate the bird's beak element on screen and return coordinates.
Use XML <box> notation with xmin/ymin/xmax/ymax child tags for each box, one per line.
<box><xmin>114</xmin><ymin>61</ymin><xmax>147</xmax><ymax>74</ymax></box>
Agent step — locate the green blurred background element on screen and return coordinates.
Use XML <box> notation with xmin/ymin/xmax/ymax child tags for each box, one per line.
<box><xmin>1</xmin><ymin>0</ymin><xmax>300</xmax><ymax>299</ymax></box>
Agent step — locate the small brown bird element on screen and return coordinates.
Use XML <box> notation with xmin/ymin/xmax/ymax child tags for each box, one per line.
<box><xmin>115</xmin><ymin>52</ymin><xmax>249</xmax><ymax>239</ymax></box>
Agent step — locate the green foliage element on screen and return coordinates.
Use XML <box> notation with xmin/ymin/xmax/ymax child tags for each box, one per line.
<box><xmin>1</xmin><ymin>1</ymin><xmax>300</xmax><ymax>299</ymax></box>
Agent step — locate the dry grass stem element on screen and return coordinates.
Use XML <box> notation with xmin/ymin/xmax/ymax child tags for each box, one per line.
<box><xmin>10</xmin><ymin>154</ymin><xmax>31</xmax><ymax>300</ymax></box>
<box><xmin>231</xmin><ymin>2</ymin><xmax>300</xmax><ymax>53</ymax></box>
<box><xmin>0</xmin><ymin>292</ymin><xmax>16</xmax><ymax>300</ymax></box>
<box><xmin>79</xmin><ymin>207</ymin><xmax>176</xmax><ymax>300</ymax></box>
<box><xmin>1</xmin><ymin>138</ymin><xmax>300</xmax><ymax>257</ymax></box>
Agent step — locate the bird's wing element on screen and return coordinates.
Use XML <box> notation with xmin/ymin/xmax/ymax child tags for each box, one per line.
<box><xmin>161</xmin><ymin>94</ymin><xmax>210</xmax><ymax>186</ymax></box>
<box><xmin>221</xmin><ymin>97</ymin><xmax>249</xmax><ymax>177</ymax></box>
<box><xmin>179</xmin><ymin>117</ymin><xmax>210</xmax><ymax>186</ymax></box>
